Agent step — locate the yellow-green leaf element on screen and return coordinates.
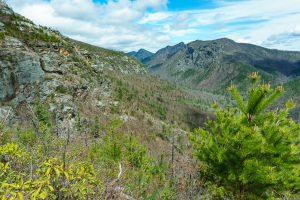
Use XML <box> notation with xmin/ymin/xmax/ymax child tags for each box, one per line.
<box><xmin>17</xmin><ymin>192</ymin><xmax>24</xmax><ymax>200</ymax></box>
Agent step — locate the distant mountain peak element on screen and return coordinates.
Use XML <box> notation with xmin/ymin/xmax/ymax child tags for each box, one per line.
<box><xmin>127</xmin><ymin>48</ymin><xmax>154</xmax><ymax>62</ymax></box>
<box><xmin>138</xmin><ymin>48</ymin><xmax>152</xmax><ymax>53</ymax></box>
<box><xmin>215</xmin><ymin>37</ymin><xmax>235</xmax><ymax>42</ymax></box>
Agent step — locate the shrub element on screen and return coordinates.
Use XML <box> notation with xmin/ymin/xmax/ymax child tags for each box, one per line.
<box><xmin>16</xmin><ymin>128</ymin><xmax>36</xmax><ymax>147</ymax></box>
<box><xmin>55</xmin><ymin>85</ymin><xmax>67</xmax><ymax>94</ymax></box>
<box><xmin>91</xmin><ymin>116</ymin><xmax>100</xmax><ymax>138</ymax></box>
<box><xmin>0</xmin><ymin>32</ymin><xmax>5</xmax><ymax>41</ymax></box>
<box><xmin>0</xmin><ymin>143</ymin><xmax>101</xmax><ymax>199</ymax></box>
<box><xmin>34</xmin><ymin>100</ymin><xmax>53</xmax><ymax>129</ymax></box>
<box><xmin>190</xmin><ymin>72</ymin><xmax>300</xmax><ymax>199</ymax></box>
<box><xmin>97</xmin><ymin>118</ymin><xmax>123</xmax><ymax>162</ymax></box>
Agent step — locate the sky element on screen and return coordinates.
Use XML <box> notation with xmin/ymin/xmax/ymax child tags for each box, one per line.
<box><xmin>5</xmin><ymin>0</ymin><xmax>300</xmax><ymax>52</ymax></box>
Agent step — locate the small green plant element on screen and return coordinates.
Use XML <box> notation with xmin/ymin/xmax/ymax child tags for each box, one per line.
<box><xmin>0</xmin><ymin>32</ymin><xmax>5</xmax><ymax>41</ymax></box>
<box><xmin>34</xmin><ymin>99</ymin><xmax>53</xmax><ymax>129</ymax></box>
<box><xmin>190</xmin><ymin>72</ymin><xmax>300</xmax><ymax>199</ymax></box>
<box><xmin>55</xmin><ymin>85</ymin><xmax>67</xmax><ymax>94</ymax></box>
<box><xmin>158</xmin><ymin>125</ymin><xmax>171</xmax><ymax>140</ymax></box>
<box><xmin>91</xmin><ymin>116</ymin><xmax>100</xmax><ymax>138</ymax></box>
<box><xmin>98</xmin><ymin>118</ymin><xmax>123</xmax><ymax>161</ymax></box>
<box><xmin>124</xmin><ymin>136</ymin><xmax>147</xmax><ymax>168</ymax></box>
<box><xmin>16</xmin><ymin>128</ymin><xmax>36</xmax><ymax>147</ymax></box>
<box><xmin>158</xmin><ymin>105</ymin><xmax>167</xmax><ymax>120</ymax></box>
<box><xmin>161</xmin><ymin>186</ymin><xmax>176</xmax><ymax>200</ymax></box>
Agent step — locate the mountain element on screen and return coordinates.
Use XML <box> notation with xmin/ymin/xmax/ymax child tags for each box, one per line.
<box><xmin>0</xmin><ymin>2</ymin><xmax>208</xmax><ymax>199</ymax></box>
<box><xmin>142</xmin><ymin>38</ymin><xmax>300</xmax><ymax>92</ymax></box>
<box><xmin>1</xmin><ymin>1</ymin><xmax>299</xmax><ymax>198</ymax></box>
<box><xmin>135</xmin><ymin>38</ymin><xmax>300</xmax><ymax>118</ymax></box>
<box><xmin>127</xmin><ymin>48</ymin><xmax>153</xmax><ymax>62</ymax></box>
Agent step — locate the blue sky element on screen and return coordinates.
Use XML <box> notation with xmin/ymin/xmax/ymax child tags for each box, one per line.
<box><xmin>6</xmin><ymin>0</ymin><xmax>300</xmax><ymax>52</ymax></box>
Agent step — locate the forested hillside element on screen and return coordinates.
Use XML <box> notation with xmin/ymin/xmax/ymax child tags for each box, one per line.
<box><xmin>0</xmin><ymin>0</ymin><xmax>299</xmax><ymax>199</ymax></box>
<box><xmin>0</xmin><ymin>1</ymin><xmax>206</xmax><ymax>199</ymax></box>
<box><xmin>129</xmin><ymin>38</ymin><xmax>300</xmax><ymax>119</ymax></box>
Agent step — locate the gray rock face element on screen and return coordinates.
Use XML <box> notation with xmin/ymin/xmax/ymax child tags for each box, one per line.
<box><xmin>0</xmin><ymin>61</ymin><xmax>15</xmax><ymax>100</ymax></box>
<box><xmin>40</xmin><ymin>52</ymin><xmax>66</xmax><ymax>74</ymax></box>
<box><xmin>15</xmin><ymin>53</ymin><xmax>44</xmax><ymax>85</ymax></box>
<box><xmin>0</xmin><ymin>3</ymin><xmax>147</xmax><ymax>137</ymax></box>
<box><xmin>0</xmin><ymin>106</ymin><xmax>11</xmax><ymax>123</ymax></box>
<box><xmin>0</xmin><ymin>37</ymin><xmax>44</xmax><ymax>101</ymax></box>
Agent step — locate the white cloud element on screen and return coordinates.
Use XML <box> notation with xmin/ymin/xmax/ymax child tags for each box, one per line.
<box><xmin>6</xmin><ymin>0</ymin><xmax>170</xmax><ymax>52</ymax></box>
<box><xmin>5</xmin><ymin>0</ymin><xmax>300</xmax><ymax>52</ymax></box>
<box><xmin>137</xmin><ymin>0</ymin><xmax>300</xmax><ymax>50</ymax></box>
<box><xmin>262</xmin><ymin>28</ymin><xmax>300</xmax><ymax>51</ymax></box>
<box><xmin>51</xmin><ymin>0</ymin><xmax>98</xmax><ymax>20</ymax></box>
<box><xmin>139</xmin><ymin>12</ymin><xmax>171</xmax><ymax>24</ymax></box>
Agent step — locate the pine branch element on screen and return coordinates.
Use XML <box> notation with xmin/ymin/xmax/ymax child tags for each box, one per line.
<box><xmin>255</xmin><ymin>86</ymin><xmax>284</xmax><ymax>114</ymax></box>
<box><xmin>228</xmin><ymin>85</ymin><xmax>247</xmax><ymax>114</ymax></box>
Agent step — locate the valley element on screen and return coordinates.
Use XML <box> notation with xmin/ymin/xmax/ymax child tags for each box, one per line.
<box><xmin>0</xmin><ymin>0</ymin><xmax>299</xmax><ymax>199</ymax></box>
<box><xmin>129</xmin><ymin>39</ymin><xmax>300</xmax><ymax>119</ymax></box>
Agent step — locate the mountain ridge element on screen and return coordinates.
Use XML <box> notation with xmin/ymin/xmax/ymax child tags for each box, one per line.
<box><xmin>131</xmin><ymin>38</ymin><xmax>300</xmax><ymax>90</ymax></box>
<box><xmin>128</xmin><ymin>38</ymin><xmax>300</xmax><ymax>118</ymax></box>
<box><xmin>0</xmin><ymin>1</ymin><xmax>299</xmax><ymax>199</ymax></box>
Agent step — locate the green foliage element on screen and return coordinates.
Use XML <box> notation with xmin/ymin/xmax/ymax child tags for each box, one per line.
<box><xmin>149</xmin><ymin>101</ymin><xmax>167</xmax><ymax>120</ymax></box>
<box><xmin>158</xmin><ymin>124</ymin><xmax>171</xmax><ymax>140</ymax></box>
<box><xmin>124</xmin><ymin>136</ymin><xmax>147</xmax><ymax>168</ymax></box>
<box><xmin>88</xmin><ymin>117</ymin><xmax>171</xmax><ymax>199</ymax></box>
<box><xmin>34</xmin><ymin>100</ymin><xmax>53</xmax><ymax>129</ymax></box>
<box><xmin>55</xmin><ymin>85</ymin><xmax>68</xmax><ymax>94</ymax></box>
<box><xmin>16</xmin><ymin>128</ymin><xmax>37</xmax><ymax>147</ymax></box>
<box><xmin>3</xmin><ymin>18</ymin><xmax>61</xmax><ymax>44</ymax></box>
<box><xmin>91</xmin><ymin>116</ymin><xmax>100</xmax><ymax>138</ymax></box>
<box><xmin>114</xmin><ymin>80</ymin><xmax>138</xmax><ymax>103</ymax></box>
<box><xmin>190</xmin><ymin>72</ymin><xmax>300</xmax><ymax>199</ymax></box>
<box><xmin>158</xmin><ymin>105</ymin><xmax>167</xmax><ymax>120</ymax></box>
<box><xmin>0</xmin><ymin>32</ymin><xmax>5</xmax><ymax>41</ymax></box>
<box><xmin>0</xmin><ymin>124</ymin><xmax>10</xmax><ymax>145</ymax></box>
<box><xmin>161</xmin><ymin>186</ymin><xmax>176</xmax><ymax>200</ymax></box>
<box><xmin>181</xmin><ymin>69</ymin><xmax>196</xmax><ymax>79</ymax></box>
<box><xmin>0</xmin><ymin>143</ymin><xmax>101</xmax><ymax>199</ymax></box>
<box><xmin>99</xmin><ymin>118</ymin><xmax>123</xmax><ymax>161</ymax></box>
<box><xmin>71</xmin><ymin>56</ymin><xmax>86</xmax><ymax>66</ymax></box>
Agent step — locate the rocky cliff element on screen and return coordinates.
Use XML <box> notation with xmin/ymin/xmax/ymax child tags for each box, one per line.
<box><xmin>0</xmin><ymin>3</ymin><xmax>207</xmax><ymax>198</ymax></box>
<box><xmin>0</xmin><ymin>1</ymin><xmax>146</xmax><ymax>129</ymax></box>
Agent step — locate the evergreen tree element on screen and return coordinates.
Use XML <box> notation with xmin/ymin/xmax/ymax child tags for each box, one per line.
<box><xmin>190</xmin><ymin>72</ymin><xmax>300</xmax><ymax>199</ymax></box>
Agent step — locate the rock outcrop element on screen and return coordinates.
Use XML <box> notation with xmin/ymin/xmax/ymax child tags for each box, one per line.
<box><xmin>0</xmin><ymin>1</ymin><xmax>145</xmax><ymax>135</ymax></box>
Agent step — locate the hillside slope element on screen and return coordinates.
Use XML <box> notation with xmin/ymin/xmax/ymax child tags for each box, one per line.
<box><xmin>0</xmin><ymin>1</ymin><xmax>207</xmax><ymax>199</ymax></box>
